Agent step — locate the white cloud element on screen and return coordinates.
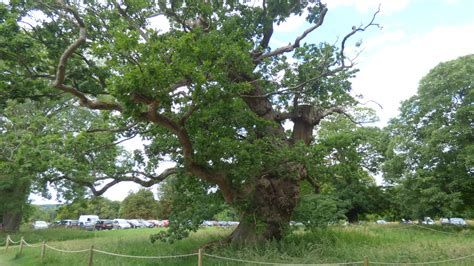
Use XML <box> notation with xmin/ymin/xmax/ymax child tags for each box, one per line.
<box><xmin>147</xmin><ymin>15</ymin><xmax>171</xmax><ymax>34</ymax></box>
<box><xmin>326</xmin><ymin>0</ymin><xmax>411</xmax><ymax>15</ymax></box>
<box><xmin>361</xmin><ymin>29</ymin><xmax>405</xmax><ymax>51</ymax></box>
<box><xmin>352</xmin><ymin>23</ymin><xmax>474</xmax><ymax>126</ymax></box>
<box><xmin>274</xmin><ymin>13</ymin><xmax>308</xmax><ymax>33</ymax></box>
<box><xmin>102</xmin><ymin>182</ymin><xmax>147</xmax><ymax>201</ymax></box>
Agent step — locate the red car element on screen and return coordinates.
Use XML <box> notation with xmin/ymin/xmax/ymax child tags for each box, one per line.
<box><xmin>95</xmin><ymin>220</ymin><xmax>113</xmax><ymax>230</ymax></box>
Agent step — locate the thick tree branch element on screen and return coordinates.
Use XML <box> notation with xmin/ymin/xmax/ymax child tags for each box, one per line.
<box><xmin>89</xmin><ymin>180</ymin><xmax>121</xmax><ymax>196</ymax></box>
<box><xmin>57</xmin><ymin>168</ymin><xmax>182</xmax><ymax>196</ymax></box>
<box><xmin>314</xmin><ymin>106</ymin><xmax>361</xmax><ymax>126</ymax></box>
<box><xmin>144</xmin><ymin>100</ymin><xmax>235</xmax><ymax>203</ymax></box>
<box><xmin>52</xmin><ymin>2</ymin><xmax>122</xmax><ymax>112</ymax></box>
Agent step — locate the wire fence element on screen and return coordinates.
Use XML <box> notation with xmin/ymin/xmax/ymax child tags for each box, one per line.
<box><xmin>3</xmin><ymin>233</ymin><xmax>474</xmax><ymax>265</ymax></box>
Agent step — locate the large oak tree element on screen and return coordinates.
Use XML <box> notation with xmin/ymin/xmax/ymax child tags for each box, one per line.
<box><xmin>1</xmin><ymin>1</ymin><xmax>380</xmax><ymax>243</ymax></box>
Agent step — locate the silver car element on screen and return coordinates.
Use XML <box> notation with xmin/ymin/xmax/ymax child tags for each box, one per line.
<box><xmin>449</xmin><ymin>218</ymin><xmax>467</xmax><ymax>226</ymax></box>
<box><xmin>33</xmin><ymin>221</ymin><xmax>48</xmax><ymax>230</ymax></box>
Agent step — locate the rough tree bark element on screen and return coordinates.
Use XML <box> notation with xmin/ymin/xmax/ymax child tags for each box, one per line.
<box><xmin>1</xmin><ymin>183</ymin><xmax>30</xmax><ymax>232</ymax></box>
<box><xmin>2</xmin><ymin>211</ymin><xmax>23</xmax><ymax>232</ymax></box>
<box><xmin>230</xmin><ymin>175</ymin><xmax>301</xmax><ymax>245</ymax></box>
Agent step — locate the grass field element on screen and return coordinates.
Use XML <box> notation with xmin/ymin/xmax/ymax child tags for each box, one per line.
<box><xmin>2</xmin><ymin>224</ymin><xmax>474</xmax><ymax>265</ymax></box>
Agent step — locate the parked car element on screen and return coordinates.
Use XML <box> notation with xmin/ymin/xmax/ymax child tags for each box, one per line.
<box><xmin>421</xmin><ymin>217</ymin><xmax>435</xmax><ymax>225</ymax></box>
<box><xmin>95</xmin><ymin>220</ymin><xmax>114</xmax><ymax>230</ymax></box>
<box><xmin>155</xmin><ymin>220</ymin><xmax>169</xmax><ymax>227</ymax></box>
<box><xmin>202</xmin><ymin>220</ymin><xmax>217</xmax><ymax>226</ymax></box>
<box><xmin>79</xmin><ymin>221</ymin><xmax>95</xmax><ymax>231</ymax></box>
<box><xmin>57</xmin><ymin>219</ymin><xmax>79</xmax><ymax>228</ymax></box>
<box><xmin>138</xmin><ymin>219</ymin><xmax>154</xmax><ymax>228</ymax></box>
<box><xmin>127</xmin><ymin>219</ymin><xmax>143</xmax><ymax>228</ymax></box>
<box><xmin>376</xmin><ymin>220</ymin><xmax>387</xmax><ymax>224</ymax></box>
<box><xmin>113</xmin><ymin>219</ymin><xmax>131</xmax><ymax>229</ymax></box>
<box><xmin>33</xmin><ymin>221</ymin><xmax>48</xmax><ymax>230</ymax></box>
<box><xmin>218</xmin><ymin>221</ymin><xmax>231</xmax><ymax>226</ymax></box>
<box><xmin>449</xmin><ymin>218</ymin><xmax>467</xmax><ymax>226</ymax></box>
<box><xmin>440</xmin><ymin>218</ymin><xmax>450</xmax><ymax>225</ymax></box>
<box><xmin>78</xmin><ymin>215</ymin><xmax>99</xmax><ymax>228</ymax></box>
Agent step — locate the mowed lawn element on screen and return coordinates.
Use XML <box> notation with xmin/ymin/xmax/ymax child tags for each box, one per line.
<box><xmin>2</xmin><ymin>224</ymin><xmax>474</xmax><ymax>265</ymax></box>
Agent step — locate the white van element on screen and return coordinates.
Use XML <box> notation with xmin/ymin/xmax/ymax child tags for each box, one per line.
<box><xmin>78</xmin><ymin>215</ymin><xmax>99</xmax><ymax>226</ymax></box>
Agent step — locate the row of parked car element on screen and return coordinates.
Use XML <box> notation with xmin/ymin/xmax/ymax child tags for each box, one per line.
<box><xmin>374</xmin><ymin>217</ymin><xmax>468</xmax><ymax>226</ymax></box>
<box><xmin>33</xmin><ymin>218</ymin><xmax>169</xmax><ymax>230</ymax></box>
<box><xmin>201</xmin><ymin>220</ymin><xmax>239</xmax><ymax>227</ymax></box>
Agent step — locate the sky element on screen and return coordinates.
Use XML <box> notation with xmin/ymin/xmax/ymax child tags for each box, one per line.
<box><xmin>30</xmin><ymin>0</ymin><xmax>474</xmax><ymax>204</ymax></box>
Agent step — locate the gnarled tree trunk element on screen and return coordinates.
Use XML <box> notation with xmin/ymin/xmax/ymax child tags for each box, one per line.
<box><xmin>2</xmin><ymin>211</ymin><xmax>23</xmax><ymax>232</ymax></box>
<box><xmin>0</xmin><ymin>181</ymin><xmax>30</xmax><ymax>232</ymax></box>
<box><xmin>230</xmin><ymin>174</ymin><xmax>301</xmax><ymax>245</ymax></box>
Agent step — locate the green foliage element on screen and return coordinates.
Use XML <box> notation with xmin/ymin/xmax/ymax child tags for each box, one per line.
<box><xmin>0</xmin><ymin>99</ymin><xmax>132</xmax><ymax>230</ymax></box>
<box><xmin>293</xmin><ymin>194</ymin><xmax>346</xmax><ymax>229</ymax></box>
<box><xmin>151</xmin><ymin>174</ymin><xmax>225</xmax><ymax>243</ymax></box>
<box><xmin>27</xmin><ymin>205</ymin><xmax>57</xmax><ymax>223</ymax></box>
<box><xmin>214</xmin><ymin>208</ymin><xmax>239</xmax><ymax>221</ymax></box>
<box><xmin>56</xmin><ymin>197</ymin><xmax>120</xmax><ymax>220</ymax></box>
<box><xmin>120</xmin><ymin>189</ymin><xmax>158</xmax><ymax>219</ymax></box>
<box><xmin>384</xmin><ymin>54</ymin><xmax>474</xmax><ymax>219</ymax></box>
<box><xmin>0</xmin><ymin>0</ymin><xmax>383</xmax><ymax>241</ymax></box>
<box><xmin>294</xmin><ymin>113</ymin><xmax>387</xmax><ymax>225</ymax></box>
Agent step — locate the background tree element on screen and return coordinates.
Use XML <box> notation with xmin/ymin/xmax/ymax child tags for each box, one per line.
<box><xmin>383</xmin><ymin>54</ymin><xmax>474</xmax><ymax>219</ymax></box>
<box><xmin>0</xmin><ymin>98</ymin><xmax>134</xmax><ymax>231</ymax></box>
<box><xmin>155</xmin><ymin>178</ymin><xmax>175</xmax><ymax>219</ymax></box>
<box><xmin>0</xmin><ymin>100</ymin><xmax>59</xmax><ymax>231</ymax></box>
<box><xmin>119</xmin><ymin>189</ymin><xmax>158</xmax><ymax>219</ymax></box>
<box><xmin>28</xmin><ymin>204</ymin><xmax>58</xmax><ymax>223</ymax></box>
<box><xmin>56</xmin><ymin>197</ymin><xmax>120</xmax><ymax>220</ymax></box>
<box><xmin>293</xmin><ymin>112</ymin><xmax>387</xmax><ymax>226</ymax></box>
<box><xmin>1</xmin><ymin>1</ymin><xmax>381</xmax><ymax>243</ymax></box>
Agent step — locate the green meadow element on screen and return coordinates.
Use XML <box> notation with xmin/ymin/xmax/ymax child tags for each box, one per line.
<box><xmin>2</xmin><ymin>224</ymin><xmax>474</xmax><ymax>265</ymax></box>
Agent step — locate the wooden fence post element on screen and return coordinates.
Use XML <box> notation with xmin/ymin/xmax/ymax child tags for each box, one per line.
<box><xmin>19</xmin><ymin>237</ymin><xmax>24</xmax><ymax>256</ymax></box>
<box><xmin>5</xmin><ymin>235</ymin><xmax>9</xmax><ymax>252</ymax></box>
<box><xmin>198</xmin><ymin>248</ymin><xmax>202</xmax><ymax>266</ymax></box>
<box><xmin>364</xmin><ymin>256</ymin><xmax>369</xmax><ymax>266</ymax></box>
<box><xmin>41</xmin><ymin>241</ymin><xmax>46</xmax><ymax>260</ymax></box>
<box><xmin>88</xmin><ymin>245</ymin><xmax>94</xmax><ymax>266</ymax></box>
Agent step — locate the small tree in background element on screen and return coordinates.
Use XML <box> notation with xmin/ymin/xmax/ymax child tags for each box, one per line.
<box><xmin>56</xmin><ymin>197</ymin><xmax>120</xmax><ymax>220</ymax></box>
<box><xmin>120</xmin><ymin>189</ymin><xmax>158</xmax><ymax>219</ymax></box>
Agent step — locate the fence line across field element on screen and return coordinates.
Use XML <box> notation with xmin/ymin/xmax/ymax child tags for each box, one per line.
<box><xmin>203</xmin><ymin>253</ymin><xmax>364</xmax><ymax>265</ymax></box>
<box><xmin>44</xmin><ymin>243</ymin><xmax>89</xmax><ymax>253</ymax></box>
<box><xmin>6</xmin><ymin>235</ymin><xmax>21</xmax><ymax>244</ymax></box>
<box><xmin>93</xmin><ymin>248</ymin><xmax>198</xmax><ymax>259</ymax></box>
<box><xmin>5</xmin><ymin>234</ymin><xmax>474</xmax><ymax>265</ymax></box>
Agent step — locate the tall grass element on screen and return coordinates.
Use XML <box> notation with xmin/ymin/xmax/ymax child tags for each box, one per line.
<box><xmin>2</xmin><ymin>225</ymin><xmax>474</xmax><ymax>265</ymax></box>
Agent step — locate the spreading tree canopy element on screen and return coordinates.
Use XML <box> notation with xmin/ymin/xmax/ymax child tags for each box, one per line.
<box><xmin>1</xmin><ymin>1</ymin><xmax>381</xmax><ymax>243</ymax></box>
<box><xmin>383</xmin><ymin>55</ymin><xmax>474</xmax><ymax>219</ymax></box>
<box><xmin>0</xmin><ymin>98</ymin><xmax>135</xmax><ymax>231</ymax></box>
